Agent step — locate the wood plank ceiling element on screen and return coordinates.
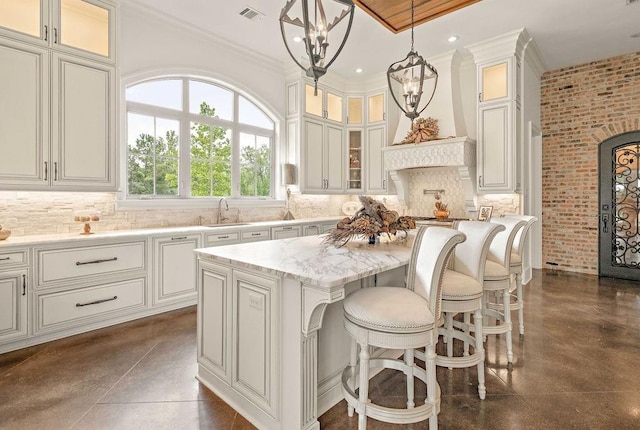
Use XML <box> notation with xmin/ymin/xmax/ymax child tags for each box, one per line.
<box><xmin>354</xmin><ymin>0</ymin><xmax>481</xmax><ymax>33</ymax></box>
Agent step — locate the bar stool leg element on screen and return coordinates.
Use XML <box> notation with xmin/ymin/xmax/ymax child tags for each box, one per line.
<box><xmin>515</xmin><ymin>273</ymin><xmax>524</xmax><ymax>335</ymax></box>
<box><xmin>474</xmin><ymin>308</ymin><xmax>486</xmax><ymax>399</ymax></box>
<box><xmin>446</xmin><ymin>312</ymin><xmax>454</xmax><ymax>365</ymax></box>
<box><xmin>425</xmin><ymin>339</ymin><xmax>438</xmax><ymax>430</ymax></box>
<box><xmin>463</xmin><ymin>312</ymin><xmax>471</xmax><ymax>356</ymax></box>
<box><xmin>358</xmin><ymin>341</ymin><xmax>370</xmax><ymax>430</ymax></box>
<box><xmin>503</xmin><ymin>288</ymin><xmax>513</xmax><ymax>363</ymax></box>
<box><xmin>348</xmin><ymin>338</ymin><xmax>357</xmax><ymax>417</ymax></box>
<box><xmin>405</xmin><ymin>348</ymin><xmax>415</xmax><ymax>409</ymax></box>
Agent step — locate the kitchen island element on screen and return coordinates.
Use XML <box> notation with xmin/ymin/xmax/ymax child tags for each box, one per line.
<box><xmin>195</xmin><ymin>233</ymin><xmax>416</xmax><ymax>430</ymax></box>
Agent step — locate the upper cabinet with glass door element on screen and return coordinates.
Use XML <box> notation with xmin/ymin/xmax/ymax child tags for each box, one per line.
<box><xmin>478</xmin><ymin>57</ymin><xmax>519</xmax><ymax>104</ymax></box>
<box><xmin>367</xmin><ymin>92</ymin><xmax>386</xmax><ymax>125</ymax></box>
<box><xmin>304</xmin><ymin>83</ymin><xmax>344</xmax><ymax>124</ymax></box>
<box><xmin>0</xmin><ymin>0</ymin><xmax>116</xmax><ymax>63</ymax></box>
<box><xmin>347</xmin><ymin>96</ymin><xmax>363</xmax><ymax>126</ymax></box>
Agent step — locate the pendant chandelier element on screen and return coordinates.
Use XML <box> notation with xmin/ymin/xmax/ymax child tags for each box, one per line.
<box><xmin>280</xmin><ymin>0</ymin><xmax>355</xmax><ymax>94</ymax></box>
<box><xmin>387</xmin><ymin>0</ymin><xmax>438</xmax><ymax>121</ymax></box>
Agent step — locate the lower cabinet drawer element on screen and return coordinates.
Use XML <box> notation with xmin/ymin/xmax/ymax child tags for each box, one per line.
<box><xmin>37</xmin><ymin>242</ymin><xmax>146</xmax><ymax>287</ymax></box>
<box><xmin>35</xmin><ymin>278</ymin><xmax>147</xmax><ymax>332</ymax></box>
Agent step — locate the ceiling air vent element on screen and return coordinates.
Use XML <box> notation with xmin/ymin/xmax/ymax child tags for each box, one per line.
<box><xmin>239</xmin><ymin>6</ymin><xmax>265</xmax><ymax>22</ymax></box>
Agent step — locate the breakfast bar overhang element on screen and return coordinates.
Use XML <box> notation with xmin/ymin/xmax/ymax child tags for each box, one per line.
<box><xmin>195</xmin><ymin>234</ymin><xmax>415</xmax><ymax>430</ymax></box>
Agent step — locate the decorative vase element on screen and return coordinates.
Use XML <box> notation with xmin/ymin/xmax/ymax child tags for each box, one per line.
<box><xmin>434</xmin><ymin>209</ymin><xmax>450</xmax><ymax>220</ymax></box>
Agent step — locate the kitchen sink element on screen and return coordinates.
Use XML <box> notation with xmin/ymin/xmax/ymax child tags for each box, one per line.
<box><xmin>205</xmin><ymin>223</ymin><xmax>249</xmax><ymax>228</ymax></box>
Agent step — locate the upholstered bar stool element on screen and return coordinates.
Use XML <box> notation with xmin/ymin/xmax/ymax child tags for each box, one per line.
<box><xmin>482</xmin><ymin>217</ymin><xmax>527</xmax><ymax>364</ymax></box>
<box><xmin>500</xmin><ymin>215</ymin><xmax>538</xmax><ymax>335</ymax></box>
<box><xmin>425</xmin><ymin>221</ymin><xmax>504</xmax><ymax>400</ymax></box>
<box><xmin>341</xmin><ymin>227</ymin><xmax>465</xmax><ymax>430</ymax></box>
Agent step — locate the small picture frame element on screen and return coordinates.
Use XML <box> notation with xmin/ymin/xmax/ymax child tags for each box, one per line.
<box><xmin>478</xmin><ymin>206</ymin><xmax>493</xmax><ymax>221</ymax></box>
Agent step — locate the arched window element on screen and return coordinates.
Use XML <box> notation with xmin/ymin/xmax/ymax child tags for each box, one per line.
<box><xmin>125</xmin><ymin>77</ymin><xmax>275</xmax><ymax>199</ymax></box>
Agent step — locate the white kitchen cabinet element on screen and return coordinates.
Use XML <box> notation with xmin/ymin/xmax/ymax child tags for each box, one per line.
<box><xmin>365</xmin><ymin>125</ymin><xmax>389</xmax><ymax>193</ymax></box>
<box><xmin>205</xmin><ymin>231</ymin><xmax>241</xmax><ymax>247</ymax></box>
<box><xmin>36</xmin><ymin>241</ymin><xmax>146</xmax><ymax>288</ymax></box>
<box><xmin>197</xmin><ymin>260</ymin><xmax>280</xmax><ymax>418</ymax></box>
<box><xmin>301</xmin><ymin>118</ymin><xmax>345</xmax><ymax>193</ymax></box>
<box><xmin>241</xmin><ymin>228</ymin><xmax>270</xmax><ymax>243</ymax></box>
<box><xmin>198</xmin><ymin>260</ymin><xmax>233</xmax><ymax>383</ymax></box>
<box><xmin>347</xmin><ymin>95</ymin><xmax>364</xmax><ymax>125</ymax></box>
<box><xmin>0</xmin><ymin>0</ymin><xmax>117</xmax><ymax>191</ymax></box>
<box><xmin>35</xmin><ymin>277</ymin><xmax>146</xmax><ymax>333</ymax></box>
<box><xmin>304</xmin><ymin>82</ymin><xmax>343</xmax><ymax>124</ymax></box>
<box><xmin>271</xmin><ymin>225</ymin><xmax>301</xmax><ymax>240</ymax></box>
<box><xmin>367</xmin><ymin>91</ymin><xmax>386</xmax><ymax>125</ymax></box>
<box><xmin>303</xmin><ymin>222</ymin><xmax>336</xmax><ymax>236</ymax></box>
<box><xmin>50</xmin><ymin>52</ymin><xmax>116</xmax><ymax>189</ymax></box>
<box><xmin>0</xmin><ymin>0</ymin><xmax>116</xmax><ymax>63</ymax></box>
<box><xmin>0</xmin><ymin>248</ymin><xmax>29</xmax><ymax>346</ymax></box>
<box><xmin>469</xmin><ymin>31</ymin><xmax>529</xmax><ymax>194</ymax></box>
<box><xmin>152</xmin><ymin>233</ymin><xmax>200</xmax><ymax>308</ymax></box>
<box><xmin>33</xmin><ymin>239</ymin><xmax>148</xmax><ymax>334</ymax></box>
<box><xmin>347</xmin><ymin>129</ymin><xmax>363</xmax><ymax>192</ymax></box>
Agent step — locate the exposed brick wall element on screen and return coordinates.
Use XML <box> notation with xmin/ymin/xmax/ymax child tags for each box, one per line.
<box><xmin>541</xmin><ymin>52</ymin><xmax>640</xmax><ymax>274</ymax></box>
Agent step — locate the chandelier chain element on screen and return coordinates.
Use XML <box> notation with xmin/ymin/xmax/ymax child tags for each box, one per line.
<box><xmin>411</xmin><ymin>0</ymin><xmax>415</xmax><ymax>51</ymax></box>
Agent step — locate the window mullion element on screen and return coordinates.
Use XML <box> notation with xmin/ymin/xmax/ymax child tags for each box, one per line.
<box><xmin>180</xmin><ymin>78</ymin><xmax>190</xmax><ymax>198</ymax></box>
<box><xmin>231</xmin><ymin>92</ymin><xmax>240</xmax><ymax>198</ymax></box>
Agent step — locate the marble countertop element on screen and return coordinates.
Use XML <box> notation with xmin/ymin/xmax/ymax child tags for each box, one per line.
<box><xmin>195</xmin><ymin>233</ymin><xmax>415</xmax><ymax>289</ymax></box>
<box><xmin>0</xmin><ymin>217</ymin><xmax>342</xmax><ymax>249</ymax></box>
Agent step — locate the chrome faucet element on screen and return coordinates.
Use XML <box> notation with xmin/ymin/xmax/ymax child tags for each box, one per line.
<box><xmin>217</xmin><ymin>197</ymin><xmax>229</xmax><ymax>224</ymax></box>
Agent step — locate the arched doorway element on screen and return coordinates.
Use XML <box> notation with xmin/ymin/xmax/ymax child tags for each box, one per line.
<box><xmin>599</xmin><ymin>130</ymin><xmax>640</xmax><ymax>280</ymax></box>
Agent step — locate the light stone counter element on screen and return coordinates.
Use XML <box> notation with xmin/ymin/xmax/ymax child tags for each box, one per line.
<box><xmin>0</xmin><ymin>217</ymin><xmax>342</xmax><ymax>248</ymax></box>
<box><xmin>195</xmin><ymin>232</ymin><xmax>414</xmax><ymax>289</ymax></box>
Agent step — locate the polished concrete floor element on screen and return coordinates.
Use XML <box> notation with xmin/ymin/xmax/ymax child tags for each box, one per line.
<box><xmin>0</xmin><ymin>269</ymin><xmax>639</xmax><ymax>429</ymax></box>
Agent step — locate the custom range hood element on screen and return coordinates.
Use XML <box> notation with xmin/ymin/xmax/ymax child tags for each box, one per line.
<box><xmin>382</xmin><ymin>50</ymin><xmax>477</xmax><ymax>216</ymax></box>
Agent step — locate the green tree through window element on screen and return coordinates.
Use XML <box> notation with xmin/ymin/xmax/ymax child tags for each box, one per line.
<box><xmin>126</xmin><ymin>77</ymin><xmax>274</xmax><ymax>200</ymax></box>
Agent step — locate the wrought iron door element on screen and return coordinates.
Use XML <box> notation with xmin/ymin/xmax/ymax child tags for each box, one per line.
<box><xmin>599</xmin><ymin>130</ymin><xmax>640</xmax><ymax>280</ymax></box>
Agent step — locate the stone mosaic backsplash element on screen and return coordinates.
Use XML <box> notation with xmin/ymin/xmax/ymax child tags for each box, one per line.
<box><xmin>0</xmin><ymin>181</ymin><xmax>519</xmax><ymax>236</ymax></box>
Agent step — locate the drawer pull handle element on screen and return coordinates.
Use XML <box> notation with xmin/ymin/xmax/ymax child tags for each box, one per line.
<box><xmin>171</xmin><ymin>236</ymin><xmax>188</xmax><ymax>241</ymax></box>
<box><xmin>0</xmin><ymin>257</ymin><xmax>10</xmax><ymax>261</ymax></box>
<box><xmin>218</xmin><ymin>235</ymin><xmax>229</xmax><ymax>239</ymax></box>
<box><xmin>251</xmin><ymin>233</ymin><xmax>261</xmax><ymax>236</ymax></box>
<box><xmin>283</xmin><ymin>227</ymin><xmax>292</xmax><ymax>230</ymax></box>
<box><xmin>76</xmin><ymin>296</ymin><xmax>117</xmax><ymax>307</ymax></box>
<box><xmin>76</xmin><ymin>257</ymin><xmax>118</xmax><ymax>266</ymax></box>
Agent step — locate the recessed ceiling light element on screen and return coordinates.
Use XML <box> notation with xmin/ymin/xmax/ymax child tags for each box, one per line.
<box><xmin>355</xmin><ymin>68</ymin><xmax>363</xmax><ymax>73</ymax></box>
<box><xmin>447</xmin><ymin>35</ymin><xmax>459</xmax><ymax>43</ymax></box>
<box><xmin>293</xmin><ymin>36</ymin><xmax>302</xmax><ymax>43</ymax></box>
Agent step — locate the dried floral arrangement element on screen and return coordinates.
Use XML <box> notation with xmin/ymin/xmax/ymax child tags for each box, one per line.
<box><xmin>398</xmin><ymin>117</ymin><xmax>439</xmax><ymax>144</ymax></box>
<box><xmin>324</xmin><ymin>196</ymin><xmax>416</xmax><ymax>247</ymax></box>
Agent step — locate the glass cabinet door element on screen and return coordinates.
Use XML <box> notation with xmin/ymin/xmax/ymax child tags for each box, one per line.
<box><xmin>481</xmin><ymin>61</ymin><xmax>508</xmax><ymax>102</ymax></box>
<box><xmin>367</xmin><ymin>93</ymin><xmax>385</xmax><ymax>124</ymax></box>
<box><xmin>347</xmin><ymin>129</ymin><xmax>362</xmax><ymax>190</ymax></box>
<box><xmin>0</xmin><ymin>0</ymin><xmax>44</xmax><ymax>39</ymax></box>
<box><xmin>305</xmin><ymin>84</ymin><xmax>324</xmax><ymax>117</ymax></box>
<box><xmin>347</xmin><ymin>96</ymin><xmax>363</xmax><ymax>125</ymax></box>
<box><xmin>325</xmin><ymin>90</ymin><xmax>343</xmax><ymax>122</ymax></box>
<box><xmin>58</xmin><ymin>0</ymin><xmax>112</xmax><ymax>58</ymax></box>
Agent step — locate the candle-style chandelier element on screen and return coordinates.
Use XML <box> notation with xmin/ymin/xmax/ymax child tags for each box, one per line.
<box><xmin>280</xmin><ymin>0</ymin><xmax>355</xmax><ymax>94</ymax></box>
<box><xmin>387</xmin><ymin>0</ymin><xmax>438</xmax><ymax>121</ymax></box>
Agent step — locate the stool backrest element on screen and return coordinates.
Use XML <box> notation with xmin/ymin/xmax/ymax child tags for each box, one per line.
<box><xmin>487</xmin><ymin>217</ymin><xmax>527</xmax><ymax>267</ymax></box>
<box><xmin>502</xmin><ymin>215</ymin><xmax>538</xmax><ymax>257</ymax></box>
<box><xmin>451</xmin><ymin>221</ymin><xmax>505</xmax><ymax>282</ymax></box>
<box><xmin>406</xmin><ymin>226</ymin><xmax>466</xmax><ymax>321</ymax></box>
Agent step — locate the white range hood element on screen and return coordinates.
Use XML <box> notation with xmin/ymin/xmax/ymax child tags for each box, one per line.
<box><xmin>382</xmin><ymin>50</ymin><xmax>478</xmax><ymax>217</ymax></box>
